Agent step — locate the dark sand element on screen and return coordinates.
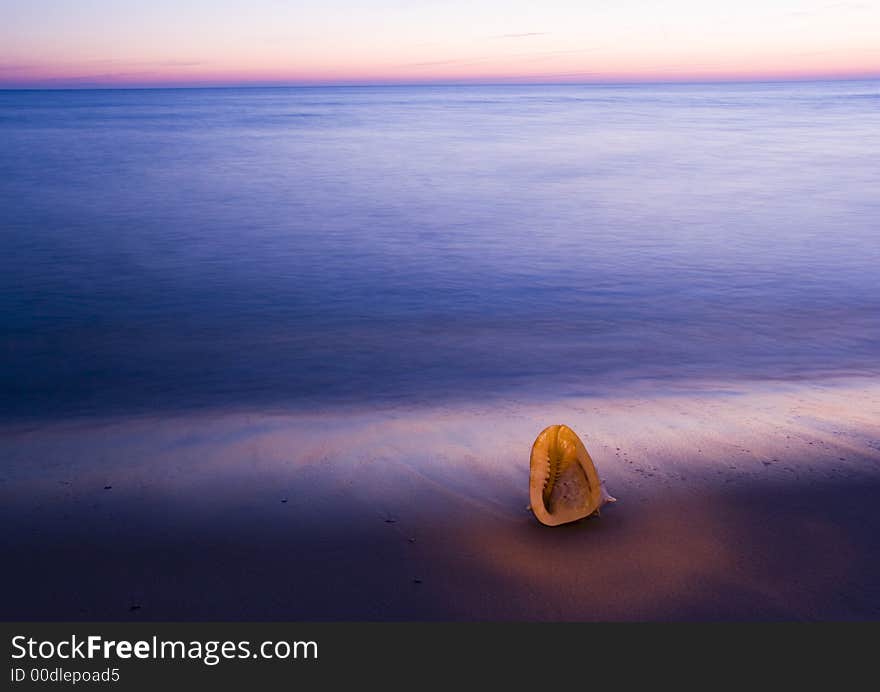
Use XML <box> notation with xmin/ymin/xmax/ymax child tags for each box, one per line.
<box><xmin>2</xmin><ymin>377</ymin><xmax>879</xmax><ymax>620</ymax></box>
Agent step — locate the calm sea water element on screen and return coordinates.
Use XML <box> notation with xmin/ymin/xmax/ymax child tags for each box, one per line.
<box><xmin>1</xmin><ymin>82</ymin><xmax>878</xmax><ymax>418</ymax></box>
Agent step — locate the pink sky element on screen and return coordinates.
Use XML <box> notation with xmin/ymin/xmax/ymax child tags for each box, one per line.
<box><xmin>3</xmin><ymin>1</ymin><xmax>879</xmax><ymax>87</ymax></box>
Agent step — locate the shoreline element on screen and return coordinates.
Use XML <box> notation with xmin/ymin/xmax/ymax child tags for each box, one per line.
<box><xmin>2</xmin><ymin>375</ymin><xmax>879</xmax><ymax>620</ymax></box>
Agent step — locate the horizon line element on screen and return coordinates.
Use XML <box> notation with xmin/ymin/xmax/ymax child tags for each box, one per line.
<box><xmin>2</xmin><ymin>74</ymin><xmax>879</xmax><ymax>91</ymax></box>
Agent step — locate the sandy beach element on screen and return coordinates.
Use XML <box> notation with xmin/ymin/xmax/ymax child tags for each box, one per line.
<box><xmin>2</xmin><ymin>375</ymin><xmax>878</xmax><ymax>621</ymax></box>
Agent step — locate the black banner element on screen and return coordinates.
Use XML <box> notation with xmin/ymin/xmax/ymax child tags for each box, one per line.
<box><xmin>2</xmin><ymin>622</ymin><xmax>874</xmax><ymax>689</ymax></box>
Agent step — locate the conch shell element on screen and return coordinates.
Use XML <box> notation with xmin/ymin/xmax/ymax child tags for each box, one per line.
<box><xmin>529</xmin><ymin>424</ymin><xmax>615</xmax><ymax>526</ymax></box>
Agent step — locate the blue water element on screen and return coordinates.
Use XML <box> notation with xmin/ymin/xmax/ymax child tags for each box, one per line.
<box><xmin>1</xmin><ymin>82</ymin><xmax>878</xmax><ymax>418</ymax></box>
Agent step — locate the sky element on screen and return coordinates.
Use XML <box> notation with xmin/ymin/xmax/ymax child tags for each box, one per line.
<box><xmin>2</xmin><ymin>1</ymin><xmax>879</xmax><ymax>87</ymax></box>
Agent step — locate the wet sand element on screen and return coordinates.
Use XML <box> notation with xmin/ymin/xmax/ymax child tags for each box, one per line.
<box><xmin>2</xmin><ymin>376</ymin><xmax>879</xmax><ymax>620</ymax></box>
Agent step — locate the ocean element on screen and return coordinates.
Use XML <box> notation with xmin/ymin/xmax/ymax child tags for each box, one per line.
<box><xmin>1</xmin><ymin>81</ymin><xmax>878</xmax><ymax>418</ymax></box>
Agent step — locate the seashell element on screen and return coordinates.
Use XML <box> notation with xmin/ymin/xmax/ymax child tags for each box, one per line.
<box><xmin>528</xmin><ymin>424</ymin><xmax>616</xmax><ymax>526</ymax></box>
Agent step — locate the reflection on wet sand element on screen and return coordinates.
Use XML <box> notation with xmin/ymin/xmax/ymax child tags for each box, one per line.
<box><xmin>2</xmin><ymin>377</ymin><xmax>878</xmax><ymax>620</ymax></box>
